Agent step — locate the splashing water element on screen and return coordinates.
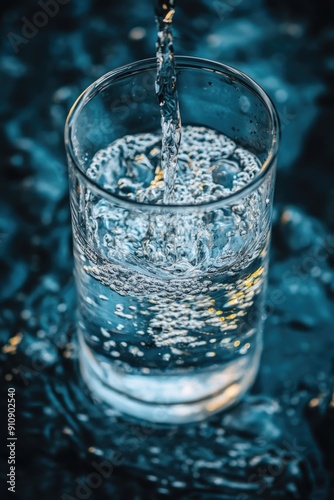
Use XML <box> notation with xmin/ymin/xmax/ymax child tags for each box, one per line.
<box><xmin>155</xmin><ymin>0</ymin><xmax>181</xmax><ymax>204</ymax></box>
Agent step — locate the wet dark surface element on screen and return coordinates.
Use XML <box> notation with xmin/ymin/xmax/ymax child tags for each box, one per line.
<box><xmin>0</xmin><ymin>1</ymin><xmax>334</xmax><ymax>498</ymax></box>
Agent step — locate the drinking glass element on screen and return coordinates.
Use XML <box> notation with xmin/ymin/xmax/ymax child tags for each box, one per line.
<box><xmin>65</xmin><ymin>57</ymin><xmax>280</xmax><ymax>423</ymax></box>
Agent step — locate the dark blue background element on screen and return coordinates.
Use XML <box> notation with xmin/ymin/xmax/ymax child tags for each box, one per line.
<box><xmin>0</xmin><ymin>1</ymin><xmax>333</xmax><ymax>498</ymax></box>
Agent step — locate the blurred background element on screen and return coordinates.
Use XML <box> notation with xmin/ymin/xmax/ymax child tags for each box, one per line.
<box><xmin>0</xmin><ymin>0</ymin><xmax>333</xmax><ymax>498</ymax></box>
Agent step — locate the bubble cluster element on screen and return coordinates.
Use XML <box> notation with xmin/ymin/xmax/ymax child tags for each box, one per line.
<box><xmin>87</xmin><ymin>125</ymin><xmax>261</xmax><ymax>204</ymax></box>
<box><xmin>83</xmin><ymin>126</ymin><xmax>269</xmax><ymax>278</ymax></box>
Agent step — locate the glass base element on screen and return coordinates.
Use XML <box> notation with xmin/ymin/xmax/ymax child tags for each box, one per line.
<box><xmin>78</xmin><ymin>333</ymin><xmax>262</xmax><ymax>424</ymax></box>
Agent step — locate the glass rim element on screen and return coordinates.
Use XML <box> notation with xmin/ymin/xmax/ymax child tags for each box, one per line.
<box><xmin>65</xmin><ymin>56</ymin><xmax>280</xmax><ymax>213</ymax></box>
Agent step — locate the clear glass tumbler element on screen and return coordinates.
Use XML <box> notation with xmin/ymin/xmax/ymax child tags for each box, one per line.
<box><xmin>65</xmin><ymin>57</ymin><xmax>280</xmax><ymax>424</ymax></box>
